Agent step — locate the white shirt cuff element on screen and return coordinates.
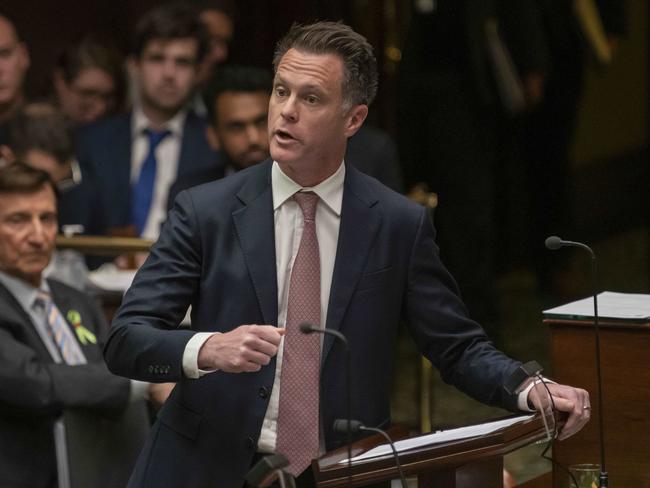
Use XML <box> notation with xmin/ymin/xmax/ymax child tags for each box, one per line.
<box><xmin>182</xmin><ymin>332</ymin><xmax>219</xmax><ymax>378</ymax></box>
<box><xmin>516</xmin><ymin>376</ymin><xmax>556</xmax><ymax>411</ymax></box>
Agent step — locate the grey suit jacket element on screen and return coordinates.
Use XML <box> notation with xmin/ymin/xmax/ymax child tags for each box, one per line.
<box><xmin>0</xmin><ymin>279</ymin><xmax>131</xmax><ymax>488</ymax></box>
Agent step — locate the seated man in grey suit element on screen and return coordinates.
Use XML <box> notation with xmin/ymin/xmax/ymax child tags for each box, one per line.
<box><xmin>0</xmin><ymin>163</ymin><xmax>168</xmax><ymax>488</ymax></box>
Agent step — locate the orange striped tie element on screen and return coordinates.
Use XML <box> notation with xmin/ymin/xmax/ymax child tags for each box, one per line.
<box><xmin>35</xmin><ymin>290</ymin><xmax>85</xmax><ymax>365</ymax></box>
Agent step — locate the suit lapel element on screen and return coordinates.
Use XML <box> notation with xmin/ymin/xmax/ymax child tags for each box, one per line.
<box><xmin>0</xmin><ymin>283</ymin><xmax>53</xmax><ymax>359</ymax></box>
<box><xmin>323</xmin><ymin>167</ymin><xmax>381</xmax><ymax>361</ymax></box>
<box><xmin>232</xmin><ymin>163</ymin><xmax>278</xmax><ymax>325</ymax></box>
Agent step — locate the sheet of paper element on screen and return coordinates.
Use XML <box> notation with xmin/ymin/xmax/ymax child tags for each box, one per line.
<box><xmin>543</xmin><ymin>291</ymin><xmax>650</xmax><ymax>321</ymax></box>
<box><xmin>86</xmin><ymin>264</ymin><xmax>136</xmax><ymax>293</ymax></box>
<box><xmin>339</xmin><ymin>414</ymin><xmax>535</xmax><ymax>464</ymax></box>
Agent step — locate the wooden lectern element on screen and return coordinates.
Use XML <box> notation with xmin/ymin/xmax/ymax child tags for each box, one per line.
<box><xmin>546</xmin><ymin>317</ymin><xmax>650</xmax><ymax>487</ymax></box>
<box><xmin>313</xmin><ymin>415</ymin><xmax>548</xmax><ymax>488</ymax></box>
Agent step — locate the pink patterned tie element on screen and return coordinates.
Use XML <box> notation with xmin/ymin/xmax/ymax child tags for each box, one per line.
<box><xmin>276</xmin><ymin>191</ymin><xmax>321</xmax><ymax>476</ymax></box>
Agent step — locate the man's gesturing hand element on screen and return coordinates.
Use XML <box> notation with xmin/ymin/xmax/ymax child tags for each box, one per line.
<box><xmin>197</xmin><ymin>325</ymin><xmax>285</xmax><ymax>373</ymax></box>
<box><xmin>528</xmin><ymin>382</ymin><xmax>591</xmax><ymax>441</ymax></box>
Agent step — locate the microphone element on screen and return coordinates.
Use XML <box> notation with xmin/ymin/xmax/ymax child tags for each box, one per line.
<box><xmin>333</xmin><ymin>419</ymin><xmax>408</xmax><ymax>488</ymax></box>
<box><xmin>545</xmin><ymin>236</ymin><xmax>608</xmax><ymax>487</ymax></box>
<box><xmin>299</xmin><ymin>323</ymin><xmax>353</xmax><ymax>486</ymax></box>
<box><xmin>245</xmin><ymin>454</ymin><xmax>296</xmax><ymax>488</ymax></box>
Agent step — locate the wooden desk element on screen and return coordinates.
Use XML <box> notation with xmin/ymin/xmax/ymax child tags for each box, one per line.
<box><xmin>546</xmin><ymin>318</ymin><xmax>650</xmax><ymax>487</ymax></box>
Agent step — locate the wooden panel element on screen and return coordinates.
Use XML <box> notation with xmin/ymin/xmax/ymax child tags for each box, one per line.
<box><xmin>547</xmin><ymin>319</ymin><xmax>650</xmax><ymax>487</ymax></box>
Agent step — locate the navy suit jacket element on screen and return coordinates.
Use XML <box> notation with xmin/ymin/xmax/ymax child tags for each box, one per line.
<box><xmin>104</xmin><ymin>161</ymin><xmax>521</xmax><ymax>487</ymax></box>
<box><xmin>75</xmin><ymin>110</ymin><xmax>219</xmax><ymax>231</ymax></box>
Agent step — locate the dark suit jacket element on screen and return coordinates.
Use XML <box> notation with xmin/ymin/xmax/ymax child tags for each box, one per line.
<box><xmin>58</xmin><ymin>167</ymin><xmax>107</xmax><ymax>236</ymax></box>
<box><xmin>75</xmin><ymin>110</ymin><xmax>219</xmax><ymax>231</ymax></box>
<box><xmin>0</xmin><ymin>279</ymin><xmax>131</xmax><ymax>488</ymax></box>
<box><xmin>104</xmin><ymin>161</ymin><xmax>522</xmax><ymax>487</ymax></box>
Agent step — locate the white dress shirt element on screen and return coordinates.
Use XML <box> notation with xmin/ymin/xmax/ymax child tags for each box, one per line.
<box><xmin>182</xmin><ymin>161</ymin><xmax>345</xmax><ymax>452</ymax></box>
<box><xmin>130</xmin><ymin>107</ymin><xmax>187</xmax><ymax>240</ymax></box>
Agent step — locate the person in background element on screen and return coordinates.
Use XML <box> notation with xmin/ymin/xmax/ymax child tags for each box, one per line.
<box><xmin>194</xmin><ymin>0</ymin><xmax>234</xmax><ymax>86</ymax></box>
<box><xmin>0</xmin><ymin>163</ymin><xmax>170</xmax><ymax>488</ymax></box>
<box><xmin>0</xmin><ymin>13</ymin><xmax>29</xmax><ymax>144</ymax></box>
<box><xmin>76</xmin><ymin>2</ymin><xmax>219</xmax><ymax>241</ymax></box>
<box><xmin>53</xmin><ymin>37</ymin><xmax>125</xmax><ymax>127</ymax></box>
<box><xmin>167</xmin><ymin>64</ymin><xmax>271</xmax><ymax>206</ymax></box>
<box><xmin>4</xmin><ymin>102</ymin><xmax>105</xmax><ymax>236</ymax></box>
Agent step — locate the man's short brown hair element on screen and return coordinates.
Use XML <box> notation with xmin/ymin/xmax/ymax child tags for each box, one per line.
<box><xmin>133</xmin><ymin>2</ymin><xmax>209</xmax><ymax>62</ymax></box>
<box><xmin>0</xmin><ymin>162</ymin><xmax>58</xmax><ymax>198</ymax></box>
<box><xmin>272</xmin><ymin>21</ymin><xmax>378</xmax><ymax>108</ymax></box>
<box><xmin>9</xmin><ymin>103</ymin><xmax>74</xmax><ymax>166</ymax></box>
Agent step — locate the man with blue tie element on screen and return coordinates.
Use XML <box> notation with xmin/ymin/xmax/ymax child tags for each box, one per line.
<box><xmin>76</xmin><ymin>3</ymin><xmax>220</xmax><ymax>240</ymax></box>
<box><xmin>104</xmin><ymin>21</ymin><xmax>591</xmax><ymax>487</ymax></box>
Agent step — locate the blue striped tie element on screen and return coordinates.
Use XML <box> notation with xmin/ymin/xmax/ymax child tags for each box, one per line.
<box><xmin>132</xmin><ymin>128</ymin><xmax>171</xmax><ymax>235</ymax></box>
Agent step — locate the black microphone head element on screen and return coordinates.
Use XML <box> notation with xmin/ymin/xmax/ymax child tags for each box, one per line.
<box><xmin>333</xmin><ymin>419</ymin><xmax>364</xmax><ymax>434</ymax></box>
<box><xmin>545</xmin><ymin>235</ymin><xmax>563</xmax><ymax>250</ymax></box>
<box><xmin>299</xmin><ymin>322</ymin><xmax>315</xmax><ymax>334</ymax></box>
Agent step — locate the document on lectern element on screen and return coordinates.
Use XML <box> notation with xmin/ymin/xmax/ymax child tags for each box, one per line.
<box><xmin>543</xmin><ymin>291</ymin><xmax>650</xmax><ymax>322</ymax></box>
<box><xmin>339</xmin><ymin>414</ymin><xmax>535</xmax><ymax>464</ymax></box>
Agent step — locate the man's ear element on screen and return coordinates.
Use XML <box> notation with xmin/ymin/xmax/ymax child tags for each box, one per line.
<box><xmin>344</xmin><ymin>104</ymin><xmax>368</xmax><ymax>138</ymax></box>
<box><xmin>206</xmin><ymin>125</ymin><xmax>221</xmax><ymax>150</ymax></box>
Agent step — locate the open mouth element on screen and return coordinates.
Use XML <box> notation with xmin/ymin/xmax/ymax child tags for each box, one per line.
<box><xmin>274</xmin><ymin>129</ymin><xmax>296</xmax><ymax>143</ymax></box>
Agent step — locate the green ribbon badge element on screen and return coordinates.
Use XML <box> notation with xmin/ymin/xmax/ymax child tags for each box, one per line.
<box><xmin>66</xmin><ymin>310</ymin><xmax>97</xmax><ymax>346</ymax></box>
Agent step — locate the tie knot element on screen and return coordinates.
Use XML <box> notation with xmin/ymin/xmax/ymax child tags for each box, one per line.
<box><xmin>33</xmin><ymin>289</ymin><xmax>51</xmax><ymax>310</ymax></box>
<box><xmin>293</xmin><ymin>191</ymin><xmax>319</xmax><ymax>221</ymax></box>
<box><xmin>144</xmin><ymin>128</ymin><xmax>171</xmax><ymax>149</ymax></box>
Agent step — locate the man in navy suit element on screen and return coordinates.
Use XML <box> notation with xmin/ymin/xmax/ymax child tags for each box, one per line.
<box><xmin>76</xmin><ymin>3</ymin><xmax>220</xmax><ymax>240</ymax></box>
<box><xmin>104</xmin><ymin>21</ymin><xmax>590</xmax><ymax>487</ymax></box>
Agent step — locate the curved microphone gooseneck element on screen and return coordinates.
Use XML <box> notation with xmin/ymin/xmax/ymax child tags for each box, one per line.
<box><xmin>545</xmin><ymin>236</ymin><xmax>608</xmax><ymax>488</ymax></box>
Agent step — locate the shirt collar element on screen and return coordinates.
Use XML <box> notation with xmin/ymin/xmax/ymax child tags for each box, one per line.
<box><xmin>271</xmin><ymin>161</ymin><xmax>345</xmax><ymax>216</ymax></box>
<box><xmin>131</xmin><ymin>104</ymin><xmax>187</xmax><ymax>140</ymax></box>
<box><xmin>0</xmin><ymin>270</ymin><xmax>48</xmax><ymax>312</ymax></box>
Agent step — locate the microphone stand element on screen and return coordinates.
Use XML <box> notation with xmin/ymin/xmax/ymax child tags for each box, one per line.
<box><xmin>545</xmin><ymin>236</ymin><xmax>608</xmax><ymax>487</ymax></box>
<box><xmin>332</xmin><ymin>419</ymin><xmax>408</xmax><ymax>488</ymax></box>
<box><xmin>299</xmin><ymin>323</ymin><xmax>352</xmax><ymax>486</ymax></box>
